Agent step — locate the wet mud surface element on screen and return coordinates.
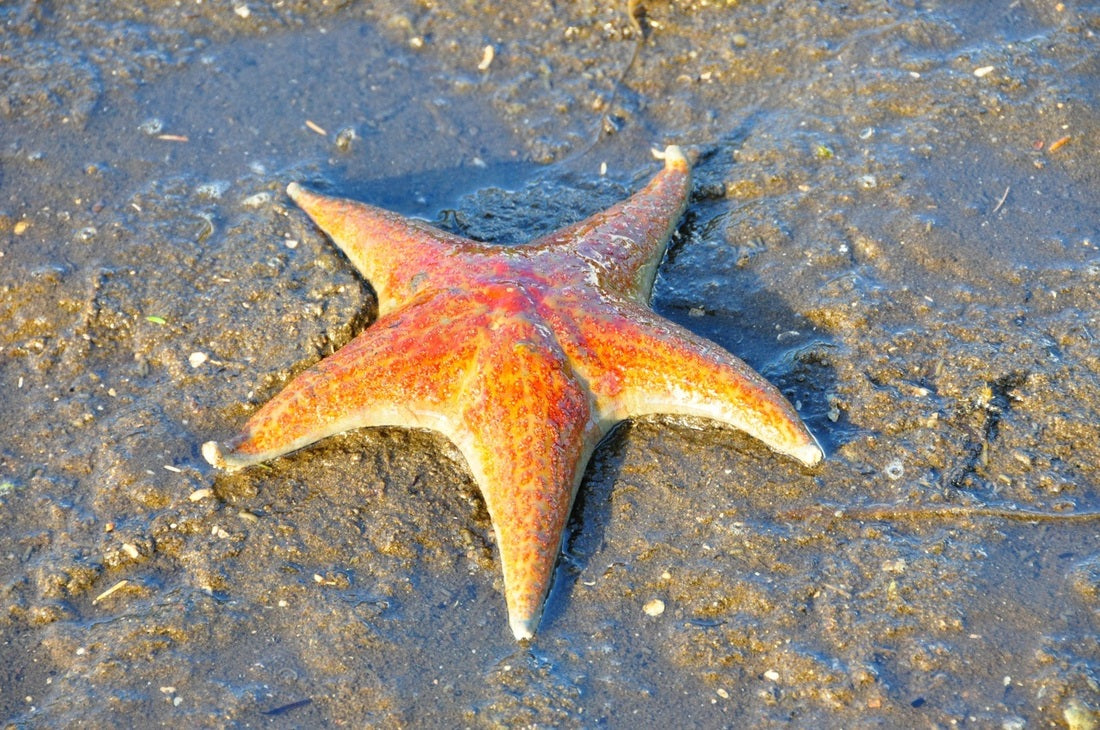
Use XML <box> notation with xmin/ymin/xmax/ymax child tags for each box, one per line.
<box><xmin>2</xmin><ymin>1</ymin><xmax>1098</xmax><ymax>727</ymax></box>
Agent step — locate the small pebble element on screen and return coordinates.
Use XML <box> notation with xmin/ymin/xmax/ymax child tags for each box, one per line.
<box><xmin>643</xmin><ymin>598</ymin><xmax>665</xmax><ymax>617</ymax></box>
<box><xmin>138</xmin><ymin>118</ymin><xmax>164</xmax><ymax>136</ymax></box>
<box><xmin>477</xmin><ymin>44</ymin><xmax>495</xmax><ymax>71</ymax></box>
<box><xmin>195</xmin><ymin>181</ymin><xmax>229</xmax><ymax>200</ymax></box>
<box><xmin>335</xmin><ymin>127</ymin><xmax>358</xmax><ymax>152</ymax></box>
<box><xmin>884</xmin><ymin>459</ymin><xmax>904</xmax><ymax>480</ymax></box>
<box><xmin>241</xmin><ymin>191</ymin><xmax>272</xmax><ymax>209</ymax></box>
<box><xmin>189</xmin><ymin>351</ymin><xmax>209</xmax><ymax>368</ymax></box>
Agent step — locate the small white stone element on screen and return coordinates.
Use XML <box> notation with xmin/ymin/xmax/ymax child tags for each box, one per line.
<box><xmin>477</xmin><ymin>44</ymin><xmax>495</xmax><ymax>71</ymax></box>
<box><xmin>188</xmin><ymin>351</ymin><xmax>208</xmax><ymax>368</ymax></box>
<box><xmin>643</xmin><ymin>598</ymin><xmax>665</xmax><ymax>616</ymax></box>
<box><xmin>241</xmin><ymin>191</ymin><xmax>272</xmax><ymax>209</ymax></box>
<box><xmin>195</xmin><ymin>181</ymin><xmax>229</xmax><ymax>200</ymax></box>
<box><xmin>764</xmin><ymin>669</ymin><xmax>780</xmax><ymax>681</ymax></box>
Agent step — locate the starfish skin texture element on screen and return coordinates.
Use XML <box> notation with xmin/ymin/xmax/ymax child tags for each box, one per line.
<box><xmin>203</xmin><ymin>146</ymin><xmax>823</xmax><ymax>641</ymax></box>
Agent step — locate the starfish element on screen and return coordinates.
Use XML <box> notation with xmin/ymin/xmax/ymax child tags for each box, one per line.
<box><xmin>203</xmin><ymin>146</ymin><xmax>822</xmax><ymax>640</ymax></box>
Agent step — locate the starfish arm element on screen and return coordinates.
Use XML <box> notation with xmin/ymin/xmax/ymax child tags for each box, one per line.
<box><xmin>566</xmin><ymin>300</ymin><xmax>823</xmax><ymax>467</ymax></box>
<box><xmin>287</xmin><ymin>183</ymin><xmax>494</xmax><ymax>316</ymax></box>
<box><xmin>203</xmin><ymin>291</ymin><xmax>489</xmax><ymax>472</ymax></box>
<box><xmin>531</xmin><ymin>146</ymin><xmax>692</xmax><ymax>303</ymax></box>
<box><xmin>449</xmin><ymin>308</ymin><xmax>598</xmax><ymax>641</ymax></box>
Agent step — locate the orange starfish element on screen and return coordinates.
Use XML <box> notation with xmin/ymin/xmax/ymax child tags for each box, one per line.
<box><xmin>203</xmin><ymin>146</ymin><xmax>822</xmax><ymax>640</ymax></box>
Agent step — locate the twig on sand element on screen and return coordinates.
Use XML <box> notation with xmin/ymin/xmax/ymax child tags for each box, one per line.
<box><xmin>780</xmin><ymin>503</ymin><xmax>1100</xmax><ymax>524</ymax></box>
<box><xmin>92</xmin><ymin>579</ymin><xmax>131</xmax><ymax>605</ymax></box>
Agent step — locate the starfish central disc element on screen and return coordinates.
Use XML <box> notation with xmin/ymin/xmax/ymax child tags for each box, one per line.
<box><xmin>203</xmin><ymin>145</ymin><xmax>823</xmax><ymax>641</ymax></box>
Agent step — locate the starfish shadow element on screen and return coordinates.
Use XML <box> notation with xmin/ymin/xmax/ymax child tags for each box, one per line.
<box><xmin>543</xmin><ymin>425</ymin><xmax>628</xmax><ymax>633</ymax></box>
<box><xmin>655</xmin><ymin>137</ymin><xmax>852</xmax><ymax>456</ymax></box>
<box><xmin>542</xmin><ymin>186</ymin><xmax>848</xmax><ymax>633</ymax></box>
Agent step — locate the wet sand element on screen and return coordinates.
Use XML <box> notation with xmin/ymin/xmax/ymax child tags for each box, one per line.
<box><xmin>1</xmin><ymin>1</ymin><xmax>1098</xmax><ymax>727</ymax></box>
